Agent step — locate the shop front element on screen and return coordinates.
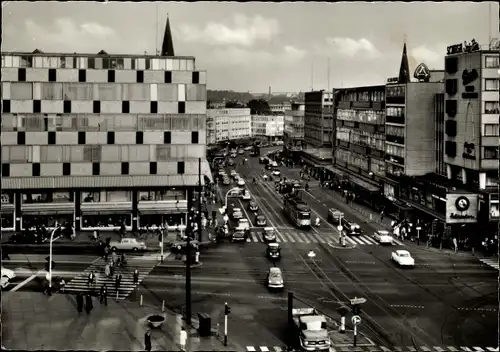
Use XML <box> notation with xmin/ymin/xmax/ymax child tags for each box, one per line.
<box><xmin>137</xmin><ymin>189</ymin><xmax>188</xmax><ymax>230</ymax></box>
<box><xmin>80</xmin><ymin>190</ymin><xmax>133</xmax><ymax>231</ymax></box>
<box><xmin>300</xmin><ymin>149</ymin><xmax>333</xmax><ymax>179</ymax></box>
<box><xmin>20</xmin><ymin>191</ymin><xmax>75</xmax><ymax>230</ymax></box>
<box><xmin>1</xmin><ymin>192</ymin><xmax>15</xmax><ymax>231</ymax></box>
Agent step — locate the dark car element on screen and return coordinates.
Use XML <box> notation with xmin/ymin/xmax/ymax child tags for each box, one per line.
<box><xmin>266</xmin><ymin>243</ymin><xmax>281</xmax><ymax>260</ymax></box>
<box><xmin>222</xmin><ymin>178</ymin><xmax>231</xmax><ymax>185</ymax></box>
<box><xmin>248</xmin><ymin>201</ymin><xmax>259</xmax><ymax>212</ymax></box>
<box><xmin>170</xmin><ymin>240</ymin><xmax>200</xmax><ymax>254</ymax></box>
<box><xmin>231</xmin><ymin>230</ymin><xmax>248</xmax><ymax>242</ymax></box>
<box><xmin>341</xmin><ymin>218</ymin><xmax>362</xmax><ymax>236</ymax></box>
<box><xmin>228</xmin><ymin>159</ymin><xmax>235</xmax><ymax>166</ymax></box>
<box><xmin>255</xmin><ymin>215</ymin><xmax>267</xmax><ymax>226</ymax></box>
<box><xmin>8</xmin><ymin>230</ymin><xmax>45</xmax><ymax>244</ymax></box>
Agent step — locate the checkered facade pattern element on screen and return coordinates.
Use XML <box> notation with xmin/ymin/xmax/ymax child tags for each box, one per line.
<box><xmin>1</xmin><ymin>52</ymin><xmax>208</xmax><ymax>185</ymax></box>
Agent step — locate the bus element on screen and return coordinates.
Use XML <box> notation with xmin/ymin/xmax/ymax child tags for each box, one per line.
<box><xmin>283</xmin><ymin>194</ymin><xmax>311</xmax><ymax>228</ymax></box>
<box><xmin>250</xmin><ymin>145</ymin><xmax>260</xmax><ymax>156</ymax></box>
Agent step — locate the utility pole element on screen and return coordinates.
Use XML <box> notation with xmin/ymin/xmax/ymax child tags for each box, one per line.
<box><xmin>198</xmin><ymin>158</ymin><xmax>203</xmax><ymax>242</ymax></box>
<box><xmin>224</xmin><ymin>302</ymin><xmax>231</xmax><ymax>346</ymax></box>
<box><xmin>288</xmin><ymin>292</ymin><xmax>294</xmax><ymax>350</ymax></box>
<box><xmin>185</xmin><ymin>188</ymin><xmax>193</xmax><ymax>325</ymax></box>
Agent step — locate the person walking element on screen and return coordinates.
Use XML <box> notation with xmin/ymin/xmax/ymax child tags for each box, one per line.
<box><xmin>76</xmin><ymin>292</ymin><xmax>84</xmax><ymax>313</ymax></box>
<box><xmin>144</xmin><ymin>330</ymin><xmax>152</xmax><ymax>352</ymax></box>
<box><xmin>100</xmin><ymin>285</ymin><xmax>108</xmax><ymax>306</ymax></box>
<box><xmin>105</xmin><ymin>263</ymin><xmax>111</xmax><ymax>278</ymax></box>
<box><xmin>133</xmin><ymin>268</ymin><xmax>139</xmax><ymax>285</ymax></box>
<box><xmin>120</xmin><ymin>253</ymin><xmax>126</xmax><ymax>268</ymax></box>
<box><xmin>88</xmin><ymin>271</ymin><xmax>95</xmax><ymax>287</ymax></box>
<box><xmin>109</xmin><ymin>260</ymin><xmax>115</xmax><ymax>277</ymax></box>
<box><xmin>179</xmin><ymin>327</ymin><xmax>187</xmax><ymax>351</ymax></box>
<box><xmin>115</xmin><ymin>273</ymin><xmax>122</xmax><ymax>295</ymax></box>
<box><xmin>380</xmin><ymin>208</ymin><xmax>385</xmax><ymax>222</ymax></box>
<box><xmin>85</xmin><ymin>294</ymin><xmax>93</xmax><ymax>315</ymax></box>
<box><xmin>104</xmin><ymin>245</ymin><xmax>109</xmax><ymax>261</ymax></box>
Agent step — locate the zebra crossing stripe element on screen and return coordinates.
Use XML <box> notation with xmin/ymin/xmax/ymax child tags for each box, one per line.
<box><xmin>344</xmin><ymin>236</ymin><xmax>357</xmax><ymax>245</ymax></box>
<box><xmin>246</xmin><ymin>237</ymin><xmax>251</xmax><ymax>242</ymax></box>
<box><xmin>285</xmin><ymin>232</ymin><xmax>296</xmax><ymax>243</ymax></box>
<box><xmin>250</xmin><ymin>233</ymin><xmax>258</xmax><ymax>242</ymax></box>
<box><xmin>256</xmin><ymin>232</ymin><xmax>264</xmax><ymax>242</ymax></box>
<box><xmin>356</xmin><ymin>236</ymin><xmax>371</xmax><ymax>245</ymax></box>
<box><xmin>392</xmin><ymin>238</ymin><xmax>404</xmax><ymax>245</ymax></box>
<box><xmin>478</xmin><ymin>258</ymin><xmax>499</xmax><ymax>270</ymax></box>
<box><xmin>298</xmin><ymin>232</ymin><xmax>310</xmax><ymax>244</ymax></box>
<box><xmin>311</xmin><ymin>231</ymin><xmax>326</xmax><ymax>243</ymax></box>
<box><xmin>274</xmin><ymin>232</ymin><xmax>284</xmax><ymax>242</ymax></box>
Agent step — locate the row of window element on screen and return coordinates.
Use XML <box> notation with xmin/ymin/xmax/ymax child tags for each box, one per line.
<box><xmin>338</xmin><ymin>90</ymin><xmax>385</xmax><ymax>103</ymax></box>
<box><xmin>386</xmin><ymin>107</ymin><xmax>405</xmax><ymax>117</ymax></box>
<box><xmin>1</xmin><ymin>114</ymin><xmax>206</xmax><ymax>132</ymax></box>
<box><xmin>484</xmin><ymin>102</ymin><xmax>500</xmax><ymax>114</ymax></box>
<box><xmin>485</xmin><ymin>56</ymin><xmax>500</xmax><ymax>68</ymax></box>
<box><xmin>386</xmin><ymin>86</ymin><xmax>405</xmax><ymax>97</ymax></box>
<box><xmin>484</xmin><ymin>78</ymin><xmax>499</xmax><ymax>91</ymax></box>
<box><xmin>386</xmin><ymin>144</ymin><xmax>405</xmax><ymax>158</ymax></box>
<box><xmin>386</xmin><ymin>125</ymin><xmax>405</xmax><ymax>138</ymax></box>
<box><xmin>4</xmin><ymin>82</ymin><xmax>206</xmax><ymax>102</ymax></box>
<box><xmin>2</xmin><ymin>55</ymin><xmax>195</xmax><ymax>71</ymax></box>
<box><xmin>483</xmin><ymin>124</ymin><xmax>499</xmax><ymax>136</ymax></box>
<box><xmin>483</xmin><ymin>146</ymin><xmax>499</xmax><ymax>160</ymax></box>
<box><xmin>336</xmin><ymin>109</ymin><xmax>385</xmax><ymax>124</ymax></box>
<box><xmin>370</xmin><ymin>158</ymin><xmax>386</xmax><ymax>176</ymax></box>
<box><xmin>1</xmin><ymin>144</ymin><xmax>205</xmax><ymax>163</ymax></box>
<box><xmin>336</xmin><ymin>128</ymin><xmax>384</xmax><ymax>150</ymax></box>
<box><xmin>386</xmin><ymin>163</ymin><xmax>404</xmax><ymax>177</ymax></box>
<box><xmin>335</xmin><ymin>149</ymin><xmax>369</xmax><ymax>170</ymax></box>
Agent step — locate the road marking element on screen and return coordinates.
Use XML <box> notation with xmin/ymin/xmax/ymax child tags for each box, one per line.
<box><xmin>10</xmin><ymin>270</ymin><xmax>44</xmax><ymax>292</ymax></box>
<box><xmin>345</xmin><ymin>261</ymin><xmax>376</xmax><ymax>265</ymax></box>
<box><xmin>390</xmin><ymin>304</ymin><xmax>425</xmax><ymax>309</ymax></box>
<box><xmin>239</xmin><ymin>198</ymin><xmax>255</xmax><ymax>228</ymax></box>
<box><xmin>458</xmin><ymin>307</ymin><xmax>498</xmax><ymax>312</ymax></box>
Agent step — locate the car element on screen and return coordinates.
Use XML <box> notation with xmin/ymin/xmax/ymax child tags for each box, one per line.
<box><xmin>248</xmin><ymin>201</ymin><xmax>259</xmax><ymax>212</ymax></box>
<box><xmin>1</xmin><ymin>277</ymin><xmax>10</xmax><ymax>289</ymax></box>
<box><xmin>231</xmin><ymin>230</ymin><xmax>247</xmax><ymax>242</ymax></box>
<box><xmin>267</xmin><ymin>267</ymin><xmax>284</xmax><ymax>290</ymax></box>
<box><xmin>391</xmin><ymin>250</ymin><xmax>415</xmax><ymax>268</ymax></box>
<box><xmin>237</xmin><ymin>219</ymin><xmax>250</xmax><ymax>231</ymax></box>
<box><xmin>218</xmin><ymin>170</ymin><xmax>226</xmax><ymax>176</ymax></box>
<box><xmin>109</xmin><ymin>238</ymin><xmax>147</xmax><ymax>251</ymax></box>
<box><xmin>233</xmin><ymin>173</ymin><xmax>240</xmax><ymax>180</ymax></box>
<box><xmin>1</xmin><ymin>267</ymin><xmax>16</xmax><ymax>281</ymax></box>
<box><xmin>373</xmin><ymin>230</ymin><xmax>394</xmax><ymax>245</ymax></box>
<box><xmin>255</xmin><ymin>215</ymin><xmax>267</xmax><ymax>226</ymax></box>
<box><xmin>170</xmin><ymin>240</ymin><xmax>200</xmax><ymax>254</ymax></box>
<box><xmin>222</xmin><ymin>178</ymin><xmax>231</xmax><ymax>185</ymax></box>
<box><xmin>263</xmin><ymin>227</ymin><xmax>277</xmax><ymax>242</ymax></box>
<box><xmin>230</xmin><ymin>153</ymin><xmax>237</xmax><ymax>158</ymax></box>
<box><xmin>259</xmin><ymin>157</ymin><xmax>266</xmax><ymax>164</ymax></box>
<box><xmin>266</xmin><ymin>243</ymin><xmax>281</xmax><ymax>260</ymax></box>
<box><xmin>232</xmin><ymin>208</ymin><xmax>243</xmax><ymax>220</ymax></box>
<box><xmin>237</xmin><ymin>179</ymin><xmax>246</xmax><ymax>186</ymax></box>
<box><xmin>244</xmin><ymin>146</ymin><xmax>252</xmax><ymax>151</ymax></box>
<box><xmin>228</xmin><ymin>188</ymin><xmax>240</xmax><ymax>197</ymax></box>
<box><xmin>227</xmin><ymin>159</ymin><xmax>235</xmax><ymax>166</ymax></box>
<box><xmin>341</xmin><ymin>218</ymin><xmax>362</xmax><ymax>236</ymax></box>
<box><xmin>238</xmin><ymin>149</ymin><xmax>244</xmax><ymax>155</ymax></box>
<box><xmin>230</xmin><ymin>170</ymin><xmax>237</xmax><ymax>176</ymax></box>
<box><xmin>327</xmin><ymin>208</ymin><xmax>344</xmax><ymax>224</ymax></box>
<box><xmin>272</xmin><ymin>169</ymin><xmax>281</xmax><ymax>176</ymax></box>
<box><xmin>241</xmin><ymin>190</ymin><xmax>251</xmax><ymax>200</ymax></box>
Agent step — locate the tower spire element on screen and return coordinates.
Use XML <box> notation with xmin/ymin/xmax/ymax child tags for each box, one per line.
<box><xmin>161</xmin><ymin>14</ymin><xmax>175</xmax><ymax>57</ymax></box>
<box><xmin>398</xmin><ymin>41</ymin><xmax>411</xmax><ymax>84</ymax></box>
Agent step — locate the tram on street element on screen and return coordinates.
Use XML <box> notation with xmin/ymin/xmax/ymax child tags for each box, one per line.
<box><xmin>283</xmin><ymin>194</ymin><xmax>311</xmax><ymax>228</ymax></box>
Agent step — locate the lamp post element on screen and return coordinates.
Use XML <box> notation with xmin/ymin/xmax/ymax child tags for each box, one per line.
<box><xmin>211</xmin><ymin>156</ymin><xmax>224</xmax><ymax>169</ymax></box>
<box><xmin>224</xmin><ymin>187</ymin><xmax>240</xmax><ymax>210</ymax></box>
<box><xmin>48</xmin><ymin>224</ymin><xmax>61</xmax><ymax>289</ymax></box>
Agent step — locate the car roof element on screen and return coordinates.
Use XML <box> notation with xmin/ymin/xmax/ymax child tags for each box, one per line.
<box><xmin>257</xmin><ymin>215</ymin><xmax>265</xmax><ymax>218</ymax></box>
<box><xmin>233</xmin><ymin>208</ymin><xmax>241</xmax><ymax>211</ymax></box>
<box><xmin>396</xmin><ymin>250</ymin><xmax>410</xmax><ymax>255</ymax></box>
<box><xmin>269</xmin><ymin>267</ymin><xmax>282</xmax><ymax>274</ymax></box>
<box><xmin>269</xmin><ymin>243</ymin><xmax>279</xmax><ymax>248</ymax></box>
<box><xmin>264</xmin><ymin>227</ymin><xmax>274</xmax><ymax>231</ymax></box>
<box><xmin>239</xmin><ymin>219</ymin><xmax>249</xmax><ymax>222</ymax></box>
<box><xmin>377</xmin><ymin>230</ymin><xmax>390</xmax><ymax>235</ymax></box>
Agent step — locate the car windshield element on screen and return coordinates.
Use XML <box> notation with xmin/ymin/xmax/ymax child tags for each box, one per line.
<box><xmin>298</xmin><ymin>212</ymin><xmax>310</xmax><ymax>220</ymax></box>
<box><xmin>398</xmin><ymin>252</ymin><xmax>410</xmax><ymax>257</ymax></box>
<box><xmin>270</xmin><ymin>272</ymin><xmax>281</xmax><ymax>279</ymax></box>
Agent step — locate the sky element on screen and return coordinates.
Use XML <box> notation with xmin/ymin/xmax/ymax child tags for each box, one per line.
<box><xmin>2</xmin><ymin>1</ymin><xmax>499</xmax><ymax>93</ymax></box>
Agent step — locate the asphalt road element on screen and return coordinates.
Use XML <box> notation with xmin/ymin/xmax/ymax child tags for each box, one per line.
<box><xmin>202</xmin><ymin>151</ymin><xmax>498</xmax><ymax>348</ymax></box>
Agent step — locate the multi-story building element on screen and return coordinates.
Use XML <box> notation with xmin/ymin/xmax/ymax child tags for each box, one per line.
<box><xmin>331</xmin><ymin>85</ymin><xmax>386</xmax><ymax>206</ymax></box>
<box><xmin>269</xmin><ymin>101</ymin><xmax>291</xmax><ymax>114</ymax></box>
<box><xmin>207</xmin><ymin>108</ymin><xmax>251</xmax><ymax>144</ymax></box>
<box><xmin>0</xmin><ymin>17</ymin><xmax>211</xmax><ymax>233</ymax></box>
<box><xmin>206</xmin><ymin>112</ymin><xmax>216</xmax><ymax>146</ymax></box>
<box><xmin>283</xmin><ymin>102</ymin><xmax>305</xmax><ymax>150</ymax></box>
<box><xmin>251</xmin><ymin>114</ymin><xmax>284</xmax><ymax>140</ymax></box>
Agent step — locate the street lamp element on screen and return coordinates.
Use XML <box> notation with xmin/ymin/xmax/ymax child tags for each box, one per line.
<box><xmin>48</xmin><ymin>224</ymin><xmax>61</xmax><ymax>289</ymax></box>
<box><xmin>211</xmin><ymin>156</ymin><xmax>224</xmax><ymax>169</ymax></box>
<box><xmin>223</xmin><ymin>187</ymin><xmax>240</xmax><ymax>210</ymax></box>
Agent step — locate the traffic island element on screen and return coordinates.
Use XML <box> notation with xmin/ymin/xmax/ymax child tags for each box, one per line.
<box><xmin>329</xmin><ymin>329</ymin><xmax>375</xmax><ymax>347</ymax></box>
<box><xmin>328</xmin><ymin>241</ymin><xmax>357</xmax><ymax>250</ymax></box>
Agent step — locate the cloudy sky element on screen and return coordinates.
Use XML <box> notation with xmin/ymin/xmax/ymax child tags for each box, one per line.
<box><xmin>3</xmin><ymin>1</ymin><xmax>498</xmax><ymax>93</ymax></box>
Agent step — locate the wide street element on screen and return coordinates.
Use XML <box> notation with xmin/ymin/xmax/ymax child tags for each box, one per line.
<box><xmin>2</xmin><ymin>149</ymin><xmax>498</xmax><ymax>351</ymax></box>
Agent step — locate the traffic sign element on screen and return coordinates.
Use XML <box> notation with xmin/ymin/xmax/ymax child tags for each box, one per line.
<box><xmin>351</xmin><ymin>315</ymin><xmax>361</xmax><ymax>325</ymax></box>
<box><xmin>416</xmin><ymin>227</ymin><xmax>422</xmax><ymax>231</ymax></box>
<box><xmin>350</xmin><ymin>297</ymin><xmax>367</xmax><ymax>305</ymax></box>
<box><xmin>307</xmin><ymin>250</ymin><xmax>316</xmax><ymax>258</ymax></box>
<box><xmin>337</xmin><ymin>225</ymin><xmax>343</xmax><ymax>231</ymax></box>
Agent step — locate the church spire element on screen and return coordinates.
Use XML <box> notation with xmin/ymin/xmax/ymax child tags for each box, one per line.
<box><xmin>161</xmin><ymin>15</ymin><xmax>175</xmax><ymax>57</ymax></box>
<box><xmin>398</xmin><ymin>42</ymin><xmax>411</xmax><ymax>84</ymax></box>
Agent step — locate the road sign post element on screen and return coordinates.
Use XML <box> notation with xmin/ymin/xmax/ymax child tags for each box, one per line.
<box><xmin>351</xmin><ymin>315</ymin><xmax>361</xmax><ymax>347</ymax></box>
<box><xmin>337</xmin><ymin>306</ymin><xmax>349</xmax><ymax>334</ymax></box>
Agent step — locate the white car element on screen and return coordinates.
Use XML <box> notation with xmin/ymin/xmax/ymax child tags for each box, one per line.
<box><xmin>229</xmin><ymin>188</ymin><xmax>241</xmax><ymax>196</ymax></box>
<box><xmin>272</xmin><ymin>170</ymin><xmax>281</xmax><ymax>176</ymax></box>
<box><xmin>1</xmin><ymin>267</ymin><xmax>16</xmax><ymax>281</ymax></box>
<box><xmin>373</xmin><ymin>230</ymin><xmax>394</xmax><ymax>245</ymax></box>
<box><xmin>1</xmin><ymin>277</ymin><xmax>10</xmax><ymax>289</ymax></box>
<box><xmin>267</xmin><ymin>267</ymin><xmax>284</xmax><ymax>290</ymax></box>
<box><xmin>391</xmin><ymin>250</ymin><xmax>415</xmax><ymax>268</ymax></box>
<box><xmin>232</xmin><ymin>208</ymin><xmax>243</xmax><ymax>220</ymax></box>
<box><xmin>237</xmin><ymin>179</ymin><xmax>246</xmax><ymax>186</ymax></box>
<box><xmin>237</xmin><ymin>219</ymin><xmax>250</xmax><ymax>231</ymax></box>
<box><xmin>241</xmin><ymin>190</ymin><xmax>251</xmax><ymax>200</ymax></box>
<box><xmin>230</xmin><ymin>170</ymin><xmax>237</xmax><ymax>176</ymax></box>
<box><xmin>109</xmin><ymin>238</ymin><xmax>147</xmax><ymax>251</ymax></box>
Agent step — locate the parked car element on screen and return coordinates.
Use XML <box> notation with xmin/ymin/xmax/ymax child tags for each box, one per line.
<box><xmin>237</xmin><ymin>179</ymin><xmax>246</xmax><ymax>186</ymax></box>
<box><xmin>109</xmin><ymin>238</ymin><xmax>147</xmax><ymax>252</ymax></box>
<box><xmin>232</xmin><ymin>208</ymin><xmax>243</xmax><ymax>220</ymax></box>
<box><xmin>237</xmin><ymin>219</ymin><xmax>250</xmax><ymax>231</ymax></box>
<box><xmin>230</xmin><ymin>170</ymin><xmax>237</xmax><ymax>176</ymax></box>
<box><xmin>170</xmin><ymin>240</ymin><xmax>200</xmax><ymax>254</ymax></box>
<box><xmin>241</xmin><ymin>190</ymin><xmax>251</xmax><ymax>200</ymax></box>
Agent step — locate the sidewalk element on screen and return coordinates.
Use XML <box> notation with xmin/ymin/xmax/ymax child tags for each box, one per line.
<box><xmin>2</xmin><ymin>292</ymin><xmax>240</xmax><ymax>351</ymax></box>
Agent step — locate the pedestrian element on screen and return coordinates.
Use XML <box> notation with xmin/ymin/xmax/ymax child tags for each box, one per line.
<box><xmin>111</xmin><ymin>250</ymin><xmax>118</xmax><ymax>266</ymax></box>
<box><xmin>110</xmin><ymin>260</ymin><xmax>115</xmax><ymax>277</ymax></box>
<box><xmin>85</xmin><ymin>294</ymin><xmax>93</xmax><ymax>315</ymax></box>
<box><xmin>179</xmin><ymin>326</ymin><xmax>187</xmax><ymax>351</ymax></box>
<box><xmin>120</xmin><ymin>253</ymin><xmax>126</xmax><ymax>268</ymax></box>
<box><xmin>453</xmin><ymin>237</ymin><xmax>458</xmax><ymax>253</ymax></box>
<box><xmin>104</xmin><ymin>245</ymin><xmax>109</xmax><ymax>261</ymax></box>
<box><xmin>144</xmin><ymin>330</ymin><xmax>152</xmax><ymax>352</ymax></box>
<box><xmin>60</xmin><ymin>278</ymin><xmax>66</xmax><ymax>293</ymax></box>
<box><xmin>88</xmin><ymin>271</ymin><xmax>95</xmax><ymax>287</ymax></box>
<box><xmin>76</xmin><ymin>292</ymin><xmax>84</xmax><ymax>313</ymax></box>
<box><xmin>133</xmin><ymin>268</ymin><xmax>139</xmax><ymax>285</ymax></box>
<box><xmin>380</xmin><ymin>209</ymin><xmax>385</xmax><ymax>222</ymax></box>
<box><xmin>115</xmin><ymin>273</ymin><xmax>122</xmax><ymax>292</ymax></box>
<box><xmin>100</xmin><ymin>285</ymin><xmax>108</xmax><ymax>306</ymax></box>
<box><xmin>105</xmin><ymin>263</ymin><xmax>111</xmax><ymax>278</ymax></box>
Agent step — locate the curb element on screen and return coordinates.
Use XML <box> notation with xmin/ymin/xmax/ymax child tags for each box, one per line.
<box><xmin>158</xmin><ymin>261</ymin><xmax>203</xmax><ymax>269</ymax></box>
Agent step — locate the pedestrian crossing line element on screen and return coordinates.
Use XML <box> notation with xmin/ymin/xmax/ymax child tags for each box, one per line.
<box><xmin>256</xmin><ymin>232</ymin><xmax>264</xmax><ymax>242</ymax></box>
<box><xmin>250</xmin><ymin>232</ymin><xmax>258</xmax><ymax>242</ymax></box>
<box><xmin>297</xmin><ymin>232</ymin><xmax>310</xmax><ymax>244</ymax></box>
<box><xmin>245</xmin><ymin>346</ymin><xmax>499</xmax><ymax>352</ymax></box>
<box><xmin>311</xmin><ymin>231</ymin><xmax>327</xmax><ymax>244</ymax></box>
<box><xmin>285</xmin><ymin>232</ymin><xmax>296</xmax><ymax>243</ymax></box>
<box><xmin>478</xmin><ymin>258</ymin><xmax>499</xmax><ymax>270</ymax></box>
<box><xmin>62</xmin><ymin>257</ymin><xmax>158</xmax><ymax>300</ymax></box>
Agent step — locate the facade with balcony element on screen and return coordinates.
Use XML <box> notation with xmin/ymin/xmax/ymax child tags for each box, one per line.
<box><xmin>283</xmin><ymin>102</ymin><xmax>305</xmax><ymax>150</ymax></box>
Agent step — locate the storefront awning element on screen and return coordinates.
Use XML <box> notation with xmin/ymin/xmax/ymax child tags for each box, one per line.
<box><xmin>322</xmin><ymin>165</ymin><xmax>346</xmax><ymax>178</ymax></box>
<box><xmin>349</xmin><ymin>176</ymin><xmax>380</xmax><ymax>193</ymax></box>
<box><xmin>405</xmin><ymin>199</ymin><xmax>446</xmax><ymax>222</ymax></box>
<box><xmin>138</xmin><ymin>200</ymin><xmax>188</xmax><ymax>214</ymax></box>
<box><xmin>81</xmin><ymin>202</ymin><xmax>132</xmax><ymax>215</ymax></box>
<box><xmin>21</xmin><ymin>203</ymin><xmax>74</xmax><ymax>215</ymax></box>
<box><xmin>2</xmin><ymin>174</ymin><xmax>210</xmax><ymax>190</ymax></box>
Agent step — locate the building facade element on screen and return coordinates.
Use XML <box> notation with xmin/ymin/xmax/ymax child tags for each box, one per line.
<box><xmin>283</xmin><ymin>102</ymin><xmax>305</xmax><ymax>150</ymax></box>
<box><xmin>269</xmin><ymin>101</ymin><xmax>291</xmax><ymax>114</ymax></box>
<box><xmin>251</xmin><ymin>114</ymin><xmax>284</xmax><ymax>140</ymax></box>
<box><xmin>0</xmin><ymin>21</ymin><xmax>211</xmax><ymax>233</ymax></box>
<box><xmin>304</xmin><ymin>90</ymin><xmax>334</xmax><ymax>148</ymax></box>
<box><xmin>331</xmin><ymin>85</ymin><xmax>386</xmax><ymax>204</ymax></box>
<box><xmin>206</xmin><ymin>108</ymin><xmax>251</xmax><ymax>144</ymax></box>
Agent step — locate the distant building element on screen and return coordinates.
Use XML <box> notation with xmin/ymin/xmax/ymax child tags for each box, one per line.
<box><xmin>269</xmin><ymin>101</ymin><xmax>291</xmax><ymax>114</ymax></box>
<box><xmin>207</xmin><ymin>108</ymin><xmax>252</xmax><ymax>144</ymax></box>
<box><xmin>0</xmin><ymin>16</ymin><xmax>210</xmax><ymax>233</ymax></box>
<box><xmin>283</xmin><ymin>102</ymin><xmax>305</xmax><ymax>150</ymax></box>
<box><xmin>251</xmin><ymin>115</ymin><xmax>284</xmax><ymax>140</ymax></box>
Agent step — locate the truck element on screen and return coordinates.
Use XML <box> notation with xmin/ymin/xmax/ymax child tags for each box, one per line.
<box><xmin>292</xmin><ymin>308</ymin><xmax>331</xmax><ymax>351</ymax></box>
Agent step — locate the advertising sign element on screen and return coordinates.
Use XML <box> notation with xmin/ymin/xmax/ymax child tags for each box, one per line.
<box><xmin>446</xmin><ymin>193</ymin><xmax>478</xmax><ymax>224</ymax></box>
<box><xmin>413</xmin><ymin>63</ymin><xmax>431</xmax><ymax>82</ymax></box>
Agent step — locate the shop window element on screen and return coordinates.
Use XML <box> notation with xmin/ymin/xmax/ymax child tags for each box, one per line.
<box><xmin>82</xmin><ymin>191</ymin><xmax>101</xmax><ymax>203</ymax></box>
<box><xmin>81</xmin><ymin>214</ymin><xmax>131</xmax><ymax>229</ymax></box>
<box><xmin>22</xmin><ymin>191</ymin><xmax>73</xmax><ymax>204</ymax></box>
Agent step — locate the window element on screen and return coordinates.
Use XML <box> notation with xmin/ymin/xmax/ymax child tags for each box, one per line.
<box><xmin>128</xmin><ymin>145</ymin><xmax>150</xmax><ymax>162</ymax></box>
<box><xmin>386</xmin><ymin>125</ymin><xmax>404</xmax><ymax>137</ymax></box>
<box><xmin>114</xmin><ymin>114</ymin><xmax>137</xmax><ymax>130</ymax></box>
<box><xmin>105</xmin><ymin>191</ymin><xmax>130</xmax><ymax>202</ymax></box>
<box><xmin>9</xmin><ymin>146</ymin><xmax>29</xmax><ymax>163</ymax></box>
<box><xmin>485</xmin><ymin>78</ymin><xmax>499</xmax><ymax>91</ymax></box>
<box><xmin>101</xmin><ymin>146</ymin><xmax>120</xmax><ymax>162</ymax></box>
<box><xmin>41</xmin><ymin>83</ymin><xmax>63</xmax><ymax>100</ymax></box>
<box><xmin>83</xmin><ymin>145</ymin><xmax>102</xmax><ymax>162</ymax></box>
<box><xmin>157</xmin><ymin>84</ymin><xmax>178</xmax><ymax>101</ymax></box>
<box><xmin>484</xmin><ymin>124</ymin><xmax>499</xmax><ymax>136</ymax></box>
<box><xmin>88</xmin><ymin>58</ymin><xmax>95</xmax><ymax>69</ymax></box>
<box><xmin>63</xmin><ymin>83</ymin><xmax>93</xmax><ymax>100</ymax></box>
<box><xmin>20</xmin><ymin>56</ymin><xmax>33</xmax><ymax>68</ymax></box>
<box><xmin>385</xmin><ymin>144</ymin><xmax>405</xmax><ymax>158</ymax></box>
<box><xmin>186</xmin><ymin>84</ymin><xmax>206</xmax><ymax>101</ymax></box>
<box><xmin>124</xmin><ymin>84</ymin><xmax>150</xmax><ymax>100</ymax></box>
<box><xmin>485</xmin><ymin>56</ymin><xmax>500</xmax><ymax>68</ymax></box>
<box><xmin>387</xmin><ymin>107</ymin><xmax>404</xmax><ymax>116</ymax></box>
<box><xmin>156</xmin><ymin>145</ymin><xmax>170</xmax><ymax>161</ymax></box>
<box><xmin>40</xmin><ymin>146</ymin><xmax>63</xmax><ymax>163</ymax></box>
<box><xmin>171</xmin><ymin>115</ymin><xmax>189</xmax><ymax>130</ymax></box>
<box><xmin>22</xmin><ymin>115</ymin><xmax>44</xmax><ymax>132</ymax></box>
<box><xmin>485</xmin><ymin>101</ymin><xmax>500</xmax><ymax>114</ymax></box>
<box><xmin>10</xmin><ymin>83</ymin><xmax>32</xmax><ymax>100</ymax></box>
<box><xmin>483</xmin><ymin>146</ymin><xmax>499</xmax><ymax>159</ymax></box>
<box><xmin>1</xmin><ymin>114</ymin><xmax>17</xmax><ymax>131</ymax></box>
<box><xmin>98</xmin><ymin>84</ymin><xmax>121</xmax><ymax>101</ymax></box>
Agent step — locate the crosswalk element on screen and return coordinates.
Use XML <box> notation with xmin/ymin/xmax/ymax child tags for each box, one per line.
<box><xmin>62</xmin><ymin>255</ymin><xmax>158</xmax><ymax>300</ymax></box>
<box><xmin>478</xmin><ymin>257</ymin><xmax>499</xmax><ymax>270</ymax></box>
<box><xmin>245</xmin><ymin>230</ymin><xmax>404</xmax><ymax>246</ymax></box>
<box><xmin>246</xmin><ymin>346</ymin><xmax>499</xmax><ymax>352</ymax></box>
